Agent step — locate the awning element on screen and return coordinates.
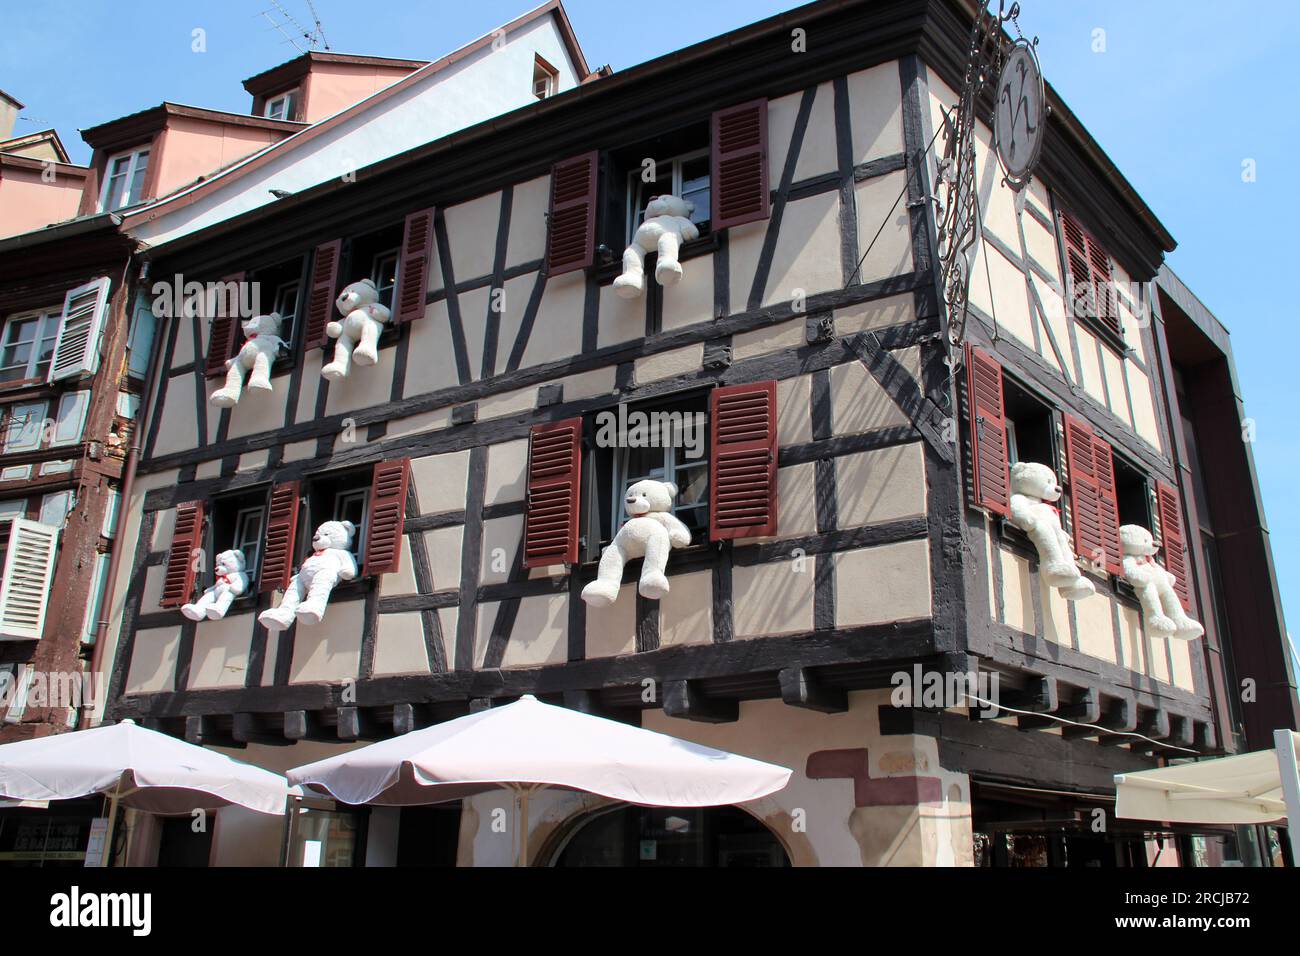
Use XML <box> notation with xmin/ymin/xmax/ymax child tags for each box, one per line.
<box><xmin>1115</xmin><ymin>729</ymin><xmax>1300</xmax><ymax>860</ymax></box>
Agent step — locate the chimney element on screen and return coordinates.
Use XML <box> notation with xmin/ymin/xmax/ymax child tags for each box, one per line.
<box><xmin>0</xmin><ymin>90</ymin><xmax>22</xmax><ymax>141</ymax></box>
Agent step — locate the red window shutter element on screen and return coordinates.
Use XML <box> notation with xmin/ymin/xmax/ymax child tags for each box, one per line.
<box><xmin>1060</xmin><ymin>208</ymin><xmax>1120</xmax><ymax>337</ymax></box>
<box><xmin>1090</xmin><ymin>436</ymin><xmax>1124</xmax><ymax>575</ymax></box>
<box><xmin>711</xmin><ymin>99</ymin><xmax>770</xmax><ymax>230</ymax></box>
<box><xmin>364</xmin><ymin>458</ymin><xmax>411</xmax><ymax>575</ymax></box>
<box><xmin>1156</xmin><ymin>480</ymin><xmax>1192</xmax><ymax>610</ymax></box>
<box><xmin>303</xmin><ymin>239</ymin><xmax>342</xmax><ymax>349</ymax></box>
<box><xmin>394</xmin><ymin>208</ymin><xmax>435</xmax><ymax>324</ymax></box>
<box><xmin>1063</xmin><ymin>414</ymin><xmax>1107</xmax><ymax>570</ymax></box>
<box><xmin>203</xmin><ymin>271</ymin><xmax>245</xmax><ymax>378</ymax></box>
<box><xmin>709</xmin><ymin>380</ymin><xmax>778</xmax><ymax>540</ymax></box>
<box><xmin>160</xmin><ymin>501</ymin><xmax>205</xmax><ymax>608</ymax></box>
<box><xmin>258</xmin><ymin>481</ymin><xmax>301</xmax><ymax>593</ymax></box>
<box><xmin>524</xmin><ymin>418</ymin><xmax>582</xmax><ymax>567</ymax></box>
<box><xmin>545</xmin><ymin>152</ymin><xmax>598</xmax><ymax>276</ymax></box>
<box><xmin>965</xmin><ymin>345</ymin><xmax>1011</xmax><ymax>517</ymax></box>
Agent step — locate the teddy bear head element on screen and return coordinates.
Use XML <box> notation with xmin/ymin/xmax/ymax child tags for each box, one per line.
<box><xmin>623</xmin><ymin>478</ymin><xmax>678</xmax><ymax>518</ymax></box>
<box><xmin>1120</xmin><ymin>524</ymin><xmax>1158</xmax><ymax>557</ymax></box>
<box><xmin>645</xmin><ymin>194</ymin><xmax>694</xmax><ymax>220</ymax></box>
<box><xmin>311</xmin><ymin>520</ymin><xmax>356</xmax><ymax>552</ymax></box>
<box><xmin>1010</xmin><ymin>461</ymin><xmax>1061</xmax><ymax>503</ymax></box>
<box><xmin>335</xmin><ymin>278</ymin><xmax>379</xmax><ymax>315</ymax></box>
<box><xmin>214</xmin><ymin>549</ymin><xmax>246</xmax><ymax>575</ymax></box>
<box><xmin>241</xmin><ymin>311</ymin><xmax>281</xmax><ymax>338</ymax></box>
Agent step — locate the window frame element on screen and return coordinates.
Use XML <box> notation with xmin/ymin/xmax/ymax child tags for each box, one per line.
<box><xmin>206</xmin><ymin>489</ymin><xmax>271</xmax><ymax>590</ymax></box>
<box><xmin>332</xmin><ymin>488</ymin><xmax>370</xmax><ymax>566</ymax></box>
<box><xmin>623</xmin><ymin>148</ymin><xmax>712</xmax><ymax>246</ymax></box>
<box><xmin>1</xmin><ymin>401</ymin><xmax>48</xmax><ymax>454</ymax></box>
<box><xmin>99</xmin><ymin>146</ymin><xmax>151</xmax><ymax>212</ymax></box>
<box><xmin>370</xmin><ymin>248</ymin><xmax>400</xmax><ymax>311</ymax></box>
<box><xmin>532</xmin><ymin>55</ymin><xmax>558</xmax><ymax>100</ymax></box>
<box><xmin>264</xmin><ymin>89</ymin><xmax>299</xmax><ymax>121</ymax></box>
<box><xmin>0</xmin><ymin>309</ymin><xmax>62</xmax><ymax>385</ymax></box>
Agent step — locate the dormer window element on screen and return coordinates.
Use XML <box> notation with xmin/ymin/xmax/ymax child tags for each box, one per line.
<box><xmin>264</xmin><ymin>90</ymin><xmax>299</xmax><ymax>121</ymax></box>
<box><xmin>100</xmin><ymin>147</ymin><xmax>150</xmax><ymax>211</ymax></box>
<box><xmin>533</xmin><ymin>55</ymin><xmax>558</xmax><ymax>100</ymax></box>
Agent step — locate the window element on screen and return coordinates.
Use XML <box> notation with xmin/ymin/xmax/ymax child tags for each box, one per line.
<box><xmin>333</xmin><ymin>489</ymin><xmax>369</xmax><ymax>564</ymax></box>
<box><xmin>371</xmin><ymin>251</ymin><xmax>399</xmax><ymax>311</ymax></box>
<box><xmin>247</xmin><ymin>256</ymin><xmax>305</xmax><ymax>352</ymax></box>
<box><xmin>289</xmin><ymin>806</ymin><xmax>365</xmax><ymax>867</ymax></box>
<box><xmin>264</xmin><ymin>90</ymin><xmax>299</xmax><ymax>121</ymax></box>
<box><xmin>0</xmin><ymin>311</ymin><xmax>61</xmax><ymax>383</ymax></box>
<box><xmin>1058</xmin><ymin>206</ymin><xmax>1122</xmax><ymax>341</ymax></box>
<box><xmin>38</xmin><ymin>491</ymin><xmax>73</xmax><ymax>529</ymax></box>
<box><xmin>532</xmin><ymin>55</ymin><xmax>558</xmax><ymax>100</ymax></box>
<box><xmin>100</xmin><ymin>148</ymin><xmax>150</xmax><ymax>211</ymax></box>
<box><xmin>125</xmin><ymin>299</ymin><xmax>158</xmax><ymax>380</ymax></box>
<box><xmin>307</xmin><ymin>470</ymin><xmax>371</xmax><ymax>570</ymax></box>
<box><xmin>593</xmin><ymin>395</ymin><xmax>709</xmax><ymax>547</ymax></box>
<box><xmin>1003</xmin><ymin>377</ymin><xmax>1060</xmax><ymax>473</ymax></box>
<box><xmin>209</xmin><ymin>489</ymin><xmax>269</xmax><ymax>583</ymax></box>
<box><xmin>2</xmin><ymin>402</ymin><xmax>46</xmax><ymax>453</ymax></box>
<box><xmin>0</xmin><ymin>499</ymin><xmax>26</xmax><ymax>570</ymax></box>
<box><xmin>1113</xmin><ymin>453</ymin><xmax>1155</xmax><ymax>531</ymax></box>
<box><xmin>625</xmin><ymin>151</ymin><xmax>711</xmax><ymax>246</ymax></box>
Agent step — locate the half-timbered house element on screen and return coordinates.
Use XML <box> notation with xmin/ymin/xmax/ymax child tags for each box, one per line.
<box><xmin>95</xmin><ymin>0</ymin><xmax>1296</xmax><ymax>867</ymax></box>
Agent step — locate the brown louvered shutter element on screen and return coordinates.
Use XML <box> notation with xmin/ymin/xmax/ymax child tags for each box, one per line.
<box><xmin>1156</xmin><ymin>480</ymin><xmax>1191</xmax><ymax>610</ymax></box>
<box><xmin>394</xmin><ymin>209</ymin><xmax>434</xmax><ymax>324</ymax></box>
<box><xmin>711</xmin><ymin>99</ymin><xmax>770</xmax><ymax>230</ymax></box>
<box><xmin>303</xmin><ymin>239</ymin><xmax>342</xmax><ymax>349</ymax></box>
<box><xmin>1064</xmin><ymin>415</ymin><xmax>1107</xmax><ymax>570</ymax></box>
<box><xmin>709</xmin><ymin>381</ymin><xmax>778</xmax><ymax>541</ymax></box>
<box><xmin>545</xmin><ymin>152</ymin><xmax>598</xmax><ymax>276</ymax></box>
<box><xmin>258</xmin><ymin>481</ymin><xmax>301</xmax><ymax>593</ymax></box>
<box><xmin>965</xmin><ymin>345</ymin><xmax>1011</xmax><ymax>517</ymax></box>
<box><xmin>1090</xmin><ymin>435</ymin><xmax>1124</xmax><ymax>575</ymax></box>
<box><xmin>363</xmin><ymin>458</ymin><xmax>411</xmax><ymax>575</ymax></box>
<box><xmin>523</xmin><ymin>419</ymin><xmax>582</xmax><ymax>567</ymax></box>
<box><xmin>160</xmin><ymin>501</ymin><xmax>205</xmax><ymax>608</ymax></box>
<box><xmin>1060</xmin><ymin>208</ymin><xmax>1120</xmax><ymax>337</ymax></box>
<box><xmin>203</xmin><ymin>271</ymin><xmax>245</xmax><ymax>378</ymax></box>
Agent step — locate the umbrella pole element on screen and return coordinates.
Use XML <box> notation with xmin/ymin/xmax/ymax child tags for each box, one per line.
<box><xmin>1274</xmin><ymin>729</ymin><xmax>1300</xmax><ymax>865</ymax></box>
<box><xmin>102</xmin><ymin>782</ymin><xmax>122</xmax><ymax>868</ymax></box>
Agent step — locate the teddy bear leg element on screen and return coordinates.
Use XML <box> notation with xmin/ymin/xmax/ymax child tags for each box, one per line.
<box><xmin>1031</xmin><ymin>527</ymin><xmax>1077</xmax><ymax>585</ymax></box>
<box><xmin>206</xmin><ymin>588</ymin><xmax>235</xmax><ymax>620</ymax></box>
<box><xmin>581</xmin><ymin>543</ymin><xmax>627</xmax><ymax>606</ymax></box>
<box><xmin>654</xmin><ymin>233</ymin><xmax>684</xmax><ymax>286</ymax></box>
<box><xmin>1159</xmin><ymin>587</ymin><xmax>1203</xmax><ymax>640</ymax></box>
<box><xmin>247</xmin><ymin>351</ymin><xmax>274</xmax><ymax>392</ymax></box>
<box><xmin>353</xmin><ymin>322</ymin><xmax>382</xmax><ymax>367</ymax></box>
<box><xmin>296</xmin><ymin>570</ymin><xmax>339</xmax><ymax>626</ymax></box>
<box><xmin>258</xmin><ymin>578</ymin><xmax>303</xmax><ymax>632</ymax></box>
<box><xmin>612</xmin><ymin>245</ymin><xmax>648</xmax><ymax>299</ymax></box>
<box><xmin>637</xmin><ymin>528</ymin><xmax>672</xmax><ymax>600</ymax></box>
<box><xmin>209</xmin><ymin>361</ymin><xmax>245</xmax><ymax>407</ymax></box>
<box><xmin>321</xmin><ymin>338</ymin><xmax>353</xmax><ymax>381</ymax></box>
<box><xmin>180</xmin><ymin>596</ymin><xmax>207</xmax><ymax>621</ymax></box>
<box><xmin>1137</xmin><ymin>583</ymin><xmax>1176</xmax><ymax>635</ymax></box>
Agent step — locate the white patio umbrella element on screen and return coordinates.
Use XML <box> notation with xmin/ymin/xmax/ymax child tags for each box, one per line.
<box><xmin>288</xmin><ymin>694</ymin><xmax>793</xmax><ymax>865</ymax></box>
<box><xmin>0</xmin><ymin>718</ymin><xmax>291</xmax><ymax>864</ymax></box>
<box><xmin>1115</xmin><ymin>729</ymin><xmax>1300</xmax><ymax>862</ymax></box>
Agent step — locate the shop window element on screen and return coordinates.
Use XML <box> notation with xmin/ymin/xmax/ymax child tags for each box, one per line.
<box><xmin>555</xmin><ymin>805</ymin><xmax>789</xmax><ymax>867</ymax></box>
<box><xmin>289</xmin><ymin>806</ymin><xmax>367</xmax><ymax>868</ymax></box>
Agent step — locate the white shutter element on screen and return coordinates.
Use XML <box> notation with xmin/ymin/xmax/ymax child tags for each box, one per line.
<box><xmin>0</xmin><ymin>518</ymin><xmax>59</xmax><ymax>640</ymax></box>
<box><xmin>48</xmin><ymin>276</ymin><xmax>111</xmax><ymax>383</ymax></box>
<box><xmin>4</xmin><ymin>664</ymin><xmax>34</xmax><ymax>723</ymax></box>
<box><xmin>50</xmin><ymin>390</ymin><xmax>90</xmax><ymax>446</ymax></box>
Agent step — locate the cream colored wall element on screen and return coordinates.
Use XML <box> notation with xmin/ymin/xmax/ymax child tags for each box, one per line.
<box><xmin>926</xmin><ymin>72</ymin><xmax>1163</xmax><ymax>453</ymax></box>
<box><xmin>985</xmin><ymin>529</ymin><xmax>1196</xmax><ymax>693</ymax></box>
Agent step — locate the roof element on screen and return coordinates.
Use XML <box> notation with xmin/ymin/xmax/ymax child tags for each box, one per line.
<box><xmin>0</xmin><ymin>89</ymin><xmax>22</xmax><ymax>110</ymax></box>
<box><xmin>81</xmin><ymin>102</ymin><xmax>306</xmax><ymax>149</ymax></box>
<box><xmin>0</xmin><ymin>212</ymin><xmax>123</xmax><ymax>255</ymax></box>
<box><xmin>120</xmin><ymin>0</ymin><xmax>591</xmax><ymax>225</ymax></box>
<box><xmin>0</xmin><ymin>151</ymin><xmax>88</xmax><ymax>176</ymax></box>
<box><xmin>243</xmin><ymin>51</ymin><xmax>431</xmax><ymax>96</ymax></box>
<box><xmin>0</xmin><ymin>128</ymin><xmax>72</xmax><ymax>163</ymax></box>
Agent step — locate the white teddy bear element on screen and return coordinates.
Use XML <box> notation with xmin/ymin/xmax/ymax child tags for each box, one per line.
<box><xmin>1120</xmin><ymin>524</ymin><xmax>1204</xmax><ymax>641</ymax></box>
<box><xmin>181</xmin><ymin>549</ymin><xmax>249</xmax><ymax>621</ymax></box>
<box><xmin>322</xmin><ymin>278</ymin><xmax>389</xmax><ymax>381</ymax></box>
<box><xmin>209</xmin><ymin>312</ymin><xmax>285</xmax><ymax>407</ymax></box>
<box><xmin>1008</xmin><ymin>461</ymin><xmax>1096</xmax><ymax>601</ymax></box>
<box><xmin>613</xmin><ymin>195</ymin><xmax>701</xmax><ymax>299</ymax></box>
<box><xmin>581</xmin><ymin>478</ymin><xmax>692</xmax><ymax>606</ymax></box>
<box><xmin>257</xmin><ymin>520</ymin><xmax>358</xmax><ymax>631</ymax></box>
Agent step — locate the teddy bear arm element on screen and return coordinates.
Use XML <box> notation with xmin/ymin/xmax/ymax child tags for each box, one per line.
<box><xmin>679</xmin><ymin>219</ymin><xmax>700</xmax><ymax>243</ymax></box>
<box><xmin>654</xmin><ymin>511</ymin><xmax>693</xmax><ymax>547</ymax></box>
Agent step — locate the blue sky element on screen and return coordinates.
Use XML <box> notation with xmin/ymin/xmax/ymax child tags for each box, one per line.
<box><xmin>3</xmin><ymin>1</ymin><xmax>1296</xmax><ymax>665</ymax></box>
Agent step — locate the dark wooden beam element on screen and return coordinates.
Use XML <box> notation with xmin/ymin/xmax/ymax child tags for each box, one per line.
<box><xmin>779</xmin><ymin>666</ymin><xmax>848</xmax><ymax>714</ymax></box>
<box><xmin>336</xmin><ymin>705</ymin><xmax>380</xmax><ymax>742</ymax></box>
<box><xmin>284</xmin><ymin>709</ymin><xmax>327</xmax><ymax>742</ymax></box>
<box><xmin>232</xmin><ymin>712</ymin><xmax>289</xmax><ymax>746</ymax></box>
<box><xmin>392</xmin><ymin>702</ymin><xmax>430</xmax><ymax>736</ymax></box>
<box><xmin>1018</xmin><ymin>685</ymin><xmax>1099</xmax><ymax>731</ymax></box>
<box><xmin>663</xmin><ymin>680</ymin><xmax>738</xmax><ymax>724</ymax></box>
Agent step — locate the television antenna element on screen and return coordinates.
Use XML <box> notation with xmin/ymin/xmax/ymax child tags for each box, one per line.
<box><xmin>259</xmin><ymin>0</ymin><xmax>331</xmax><ymax>52</ymax></box>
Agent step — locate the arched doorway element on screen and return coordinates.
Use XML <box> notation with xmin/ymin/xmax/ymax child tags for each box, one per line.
<box><xmin>552</xmin><ymin>805</ymin><xmax>790</xmax><ymax>867</ymax></box>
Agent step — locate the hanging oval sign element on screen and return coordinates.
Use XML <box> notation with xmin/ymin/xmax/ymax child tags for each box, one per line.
<box><xmin>994</xmin><ymin>39</ymin><xmax>1045</xmax><ymax>189</ymax></box>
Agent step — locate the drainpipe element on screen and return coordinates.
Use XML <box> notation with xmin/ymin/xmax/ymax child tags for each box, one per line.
<box><xmin>84</xmin><ymin>259</ymin><xmax>160</xmax><ymax>728</ymax></box>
